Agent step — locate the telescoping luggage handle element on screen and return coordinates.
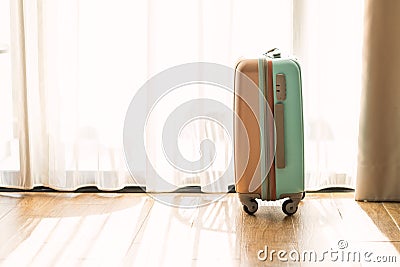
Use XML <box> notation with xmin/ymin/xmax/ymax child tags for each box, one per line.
<box><xmin>265</xmin><ymin>49</ymin><xmax>286</xmax><ymax>169</ymax></box>
<box><xmin>275</xmin><ymin>103</ymin><xmax>285</xmax><ymax>168</ymax></box>
<box><xmin>264</xmin><ymin>48</ymin><xmax>286</xmax><ymax>169</ymax></box>
<box><xmin>264</xmin><ymin>48</ymin><xmax>281</xmax><ymax>59</ymax></box>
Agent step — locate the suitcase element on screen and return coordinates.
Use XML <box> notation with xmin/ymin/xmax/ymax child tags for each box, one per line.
<box><xmin>234</xmin><ymin>49</ymin><xmax>304</xmax><ymax>215</ymax></box>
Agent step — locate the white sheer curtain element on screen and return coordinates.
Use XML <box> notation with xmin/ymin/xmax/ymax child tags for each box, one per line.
<box><xmin>294</xmin><ymin>0</ymin><xmax>364</xmax><ymax>190</ymax></box>
<box><xmin>0</xmin><ymin>0</ymin><xmax>362</xmax><ymax>191</ymax></box>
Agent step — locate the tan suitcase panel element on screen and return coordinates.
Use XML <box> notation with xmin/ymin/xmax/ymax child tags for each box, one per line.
<box><xmin>234</xmin><ymin>59</ymin><xmax>262</xmax><ymax>195</ymax></box>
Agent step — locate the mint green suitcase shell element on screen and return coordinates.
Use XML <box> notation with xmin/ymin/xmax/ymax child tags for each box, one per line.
<box><xmin>272</xmin><ymin>58</ymin><xmax>304</xmax><ymax>199</ymax></box>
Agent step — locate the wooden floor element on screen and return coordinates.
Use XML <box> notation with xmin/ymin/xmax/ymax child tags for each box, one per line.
<box><xmin>0</xmin><ymin>192</ymin><xmax>399</xmax><ymax>266</ymax></box>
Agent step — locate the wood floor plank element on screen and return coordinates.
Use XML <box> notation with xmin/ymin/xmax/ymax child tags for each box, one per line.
<box><xmin>0</xmin><ymin>193</ymin><xmax>153</xmax><ymax>266</ymax></box>
<box><xmin>0</xmin><ymin>193</ymin><xmax>59</xmax><ymax>259</ymax></box>
<box><xmin>7</xmin><ymin>193</ymin><xmax>59</xmax><ymax>217</ymax></box>
<box><xmin>124</xmin><ymin>194</ymin><xmax>201</xmax><ymax>266</ymax></box>
<box><xmin>191</xmin><ymin>258</ymin><xmax>241</xmax><ymax>267</ymax></box>
<box><xmin>330</xmin><ymin>192</ymin><xmax>355</xmax><ymax>199</ymax></box>
<box><xmin>47</xmin><ymin>192</ymin><xmax>137</xmax><ymax>205</ymax></box>
<box><xmin>0</xmin><ymin>193</ymin><xmax>56</xmax><ymax>207</ymax></box>
<box><xmin>38</xmin><ymin>197</ymin><xmax>152</xmax><ymax>266</ymax></box>
<box><xmin>125</xmin><ymin>194</ymin><xmax>242</xmax><ymax>265</ymax></box>
<box><xmin>356</xmin><ymin>202</ymin><xmax>400</xmax><ymax>242</ymax></box>
<box><xmin>242</xmin><ymin>200</ymin><xmax>295</xmax><ymax>244</ymax></box>
<box><xmin>291</xmin><ymin>197</ymin><xmax>364</xmax><ymax>266</ymax></box>
<box><xmin>292</xmin><ymin>197</ymin><xmax>345</xmax><ymax>248</ymax></box>
<box><xmin>383</xmin><ymin>203</ymin><xmax>400</xmax><ymax>232</ymax></box>
<box><xmin>191</xmin><ymin>194</ymin><xmax>241</xmax><ymax>262</ymax></box>
<box><xmin>0</xmin><ymin>211</ymin><xmax>43</xmax><ymax>260</ymax></box>
<box><xmin>0</xmin><ymin>193</ymin><xmax>19</xmax><ymax>206</ymax></box>
<box><xmin>0</xmin><ymin>205</ymin><xmax>14</xmax><ymax>221</ymax></box>
<box><xmin>333</xmin><ymin>197</ymin><xmax>400</xmax><ymax>242</ymax></box>
<box><xmin>239</xmin><ymin>199</ymin><xmax>298</xmax><ymax>266</ymax></box>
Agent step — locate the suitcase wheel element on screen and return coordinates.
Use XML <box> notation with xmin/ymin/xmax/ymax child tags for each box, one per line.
<box><xmin>282</xmin><ymin>199</ymin><xmax>298</xmax><ymax>216</ymax></box>
<box><xmin>243</xmin><ymin>199</ymin><xmax>258</xmax><ymax>215</ymax></box>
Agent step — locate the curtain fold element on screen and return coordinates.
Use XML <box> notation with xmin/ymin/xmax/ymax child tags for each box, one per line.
<box><xmin>9</xmin><ymin>0</ymin><xmax>31</xmax><ymax>188</ymax></box>
<box><xmin>1</xmin><ymin>0</ymin><xmax>363</xmax><ymax>192</ymax></box>
<box><xmin>356</xmin><ymin>0</ymin><xmax>400</xmax><ymax>201</ymax></box>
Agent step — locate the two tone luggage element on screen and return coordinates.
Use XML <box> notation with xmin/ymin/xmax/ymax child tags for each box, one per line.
<box><xmin>234</xmin><ymin>49</ymin><xmax>304</xmax><ymax>215</ymax></box>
